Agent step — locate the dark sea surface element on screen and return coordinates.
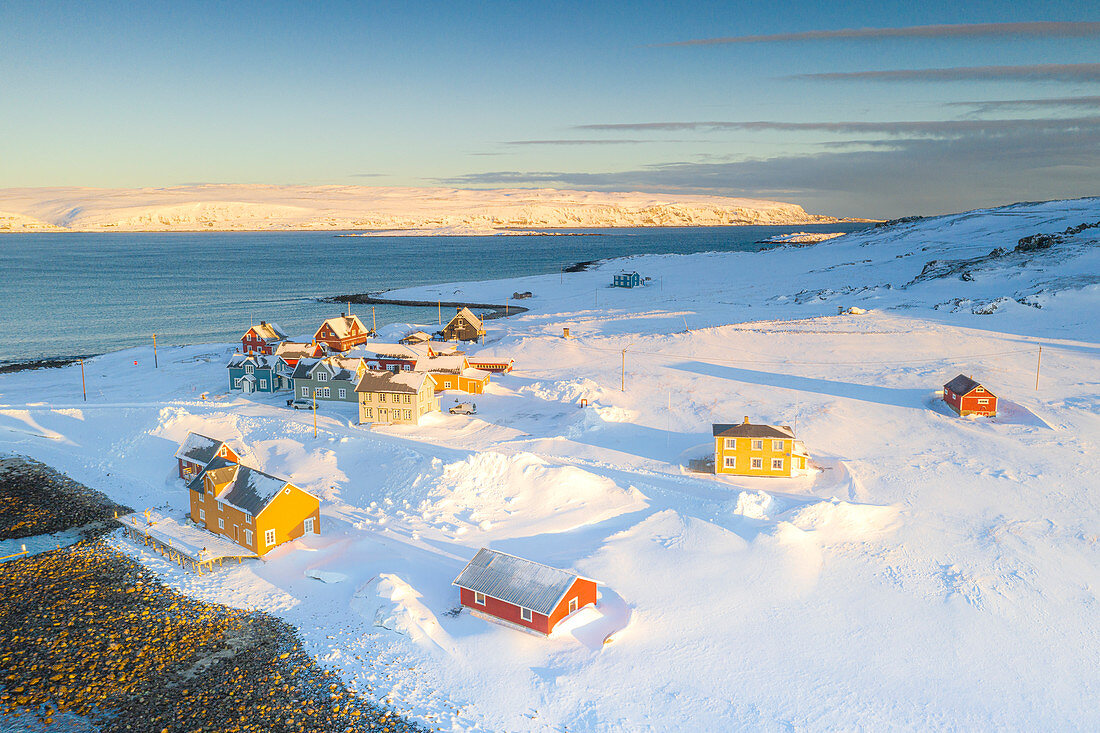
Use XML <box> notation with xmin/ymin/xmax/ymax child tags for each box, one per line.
<box><xmin>0</xmin><ymin>224</ymin><xmax>871</xmax><ymax>364</ymax></box>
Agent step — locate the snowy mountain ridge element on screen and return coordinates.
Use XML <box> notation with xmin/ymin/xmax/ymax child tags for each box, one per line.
<box><xmin>0</xmin><ymin>184</ymin><xmax>847</xmax><ymax>233</ymax></box>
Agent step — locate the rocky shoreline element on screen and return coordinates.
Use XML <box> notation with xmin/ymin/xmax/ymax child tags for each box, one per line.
<box><xmin>0</xmin><ymin>355</ymin><xmax>97</xmax><ymax>375</ymax></box>
<box><xmin>320</xmin><ymin>293</ymin><xmax>528</xmax><ymax>321</ymax></box>
<box><xmin>0</xmin><ymin>457</ymin><xmax>131</xmax><ymax>541</ymax></box>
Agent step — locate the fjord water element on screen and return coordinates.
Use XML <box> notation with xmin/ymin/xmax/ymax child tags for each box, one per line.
<box><xmin>0</xmin><ymin>224</ymin><xmax>870</xmax><ymax>364</ymax></box>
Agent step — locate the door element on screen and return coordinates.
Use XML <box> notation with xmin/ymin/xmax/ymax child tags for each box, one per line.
<box><xmin>378</xmin><ymin>408</ymin><xmax>389</xmax><ymax>421</ymax></box>
<box><xmin>234</xmin><ymin>525</ymin><xmax>239</xmax><ymax>542</ymax></box>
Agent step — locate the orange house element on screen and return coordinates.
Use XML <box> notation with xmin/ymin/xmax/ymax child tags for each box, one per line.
<box><xmin>453</xmin><ymin>548</ymin><xmax>597</xmax><ymax>635</ymax></box>
<box><xmin>174</xmin><ymin>432</ymin><xmax>240</xmax><ymax>480</ymax></box>
<box><xmin>314</xmin><ymin>314</ymin><xmax>372</xmax><ymax>352</ymax></box>
<box><xmin>186</xmin><ymin>463</ymin><xmax>320</xmax><ymax>556</ymax></box>
<box><xmin>416</xmin><ymin>355</ymin><xmax>491</xmax><ymax>394</ymax></box>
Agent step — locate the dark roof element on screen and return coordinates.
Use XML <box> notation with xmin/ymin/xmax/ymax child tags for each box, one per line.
<box><xmin>185</xmin><ymin>455</ymin><xmax>236</xmax><ymax>492</ymax></box>
<box><xmin>712</xmin><ymin>423</ymin><xmax>794</xmax><ymax>439</ymax></box>
<box><xmin>452</xmin><ymin>548</ymin><xmax>581</xmax><ymax>616</ymax></box>
<box><xmin>291</xmin><ymin>358</ymin><xmax>322</xmax><ymax>380</ymax></box>
<box><xmin>217</xmin><ymin>465</ymin><xmax>294</xmax><ymax>516</ymax></box>
<box><xmin>174</xmin><ymin>432</ymin><xmax>228</xmax><ymax>465</ymax></box>
<box><xmin>944</xmin><ymin>374</ymin><xmax>985</xmax><ymax>396</ymax></box>
<box><xmin>447</xmin><ymin>307</ymin><xmax>484</xmax><ymax>332</ymax></box>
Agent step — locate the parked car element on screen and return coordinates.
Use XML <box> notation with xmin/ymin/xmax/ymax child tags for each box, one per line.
<box><xmin>449</xmin><ymin>402</ymin><xmax>477</xmax><ymax>415</ymax></box>
<box><xmin>288</xmin><ymin>399</ymin><xmax>314</xmax><ymax>410</ymax></box>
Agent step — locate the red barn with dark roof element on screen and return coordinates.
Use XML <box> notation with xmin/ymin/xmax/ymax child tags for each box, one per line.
<box><xmin>943</xmin><ymin>374</ymin><xmax>998</xmax><ymax>417</ymax></box>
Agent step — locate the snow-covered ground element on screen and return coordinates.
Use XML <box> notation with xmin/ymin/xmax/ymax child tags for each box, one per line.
<box><xmin>0</xmin><ymin>184</ymin><xmax>844</xmax><ymax>233</ymax></box>
<box><xmin>1</xmin><ymin>198</ymin><xmax>1098</xmax><ymax>730</ymax></box>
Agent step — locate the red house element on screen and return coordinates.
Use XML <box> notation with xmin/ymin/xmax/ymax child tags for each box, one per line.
<box><xmin>275</xmin><ymin>341</ymin><xmax>325</xmax><ymax>367</ymax></box>
<box><xmin>943</xmin><ymin>374</ymin><xmax>998</xmax><ymax>417</ymax></box>
<box><xmin>240</xmin><ymin>321</ymin><xmax>288</xmax><ymax>355</ymax></box>
<box><xmin>453</xmin><ymin>548</ymin><xmax>597</xmax><ymax>635</ymax></box>
<box><xmin>174</xmin><ymin>432</ymin><xmax>240</xmax><ymax>480</ymax></box>
<box><xmin>314</xmin><ymin>314</ymin><xmax>372</xmax><ymax>352</ymax></box>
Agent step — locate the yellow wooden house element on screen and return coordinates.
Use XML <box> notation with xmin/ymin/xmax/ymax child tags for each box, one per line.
<box><xmin>713</xmin><ymin>418</ymin><xmax>810</xmax><ymax>478</ymax></box>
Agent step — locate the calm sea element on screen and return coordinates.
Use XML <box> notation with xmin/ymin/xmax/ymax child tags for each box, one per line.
<box><xmin>0</xmin><ymin>224</ymin><xmax>871</xmax><ymax>365</ymax></box>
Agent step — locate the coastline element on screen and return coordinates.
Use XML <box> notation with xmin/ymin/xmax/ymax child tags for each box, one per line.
<box><xmin>320</xmin><ymin>292</ymin><xmax>530</xmax><ymax>320</ymax></box>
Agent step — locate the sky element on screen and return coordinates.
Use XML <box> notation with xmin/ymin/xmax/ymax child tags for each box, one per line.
<box><xmin>1</xmin><ymin>0</ymin><xmax>1098</xmax><ymax>218</ymax></box>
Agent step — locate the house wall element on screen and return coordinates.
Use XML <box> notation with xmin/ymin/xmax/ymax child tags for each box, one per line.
<box><xmin>468</xmin><ymin>360</ymin><xmax>513</xmax><ymax>373</ymax></box>
<box><xmin>229</xmin><ymin>365</ymin><xmax>288</xmax><ymax>392</ymax></box>
<box><xmin>547</xmin><ymin>578</ymin><xmax>598</xmax><ymax>632</ymax></box>
<box><xmin>358</xmin><ymin>382</ymin><xmax>437</xmax><ymax>425</ymax></box>
<box><xmin>189</xmin><ymin>481</ymin><xmax>259</xmax><ymax>552</ymax></box>
<box><xmin>959</xmin><ymin>394</ymin><xmax>997</xmax><ymax>416</ymax></box>
<box><xmin>459</xmin><ymin>587</ymin><xmax>550</xmax><ymax>634</ymax></box>
<box><xmin>291</xmin><ymin>375</ymin><xmax>359</xmax><ymax>402</ymax></box>
<box><xmin>443</xmin><ymin>318</ymin><xmax>483</xmax><ymax>342</ymax></box>
<box><xmin>241</xmin><ymin>335</ymin><xmax>276</xmax><ymax>355</ymax></box>
<box><xmin>429</xmin><ymin>373</ymin><xmax>488</xmax><ymax>394</ymax></box>
<box><xmin>715</xmin><ymin>436</ymin><xmax>798</xmax><ymax>477</ymax></box>
<box><xmin>189</xmin><ymin>480</ymin><xmax>319</xmax><ymax>557</ymax></box>
<box><xmin>178</xmin><ymin>457</ymin><xmax>203</xmax><ymax>480</ymax></box>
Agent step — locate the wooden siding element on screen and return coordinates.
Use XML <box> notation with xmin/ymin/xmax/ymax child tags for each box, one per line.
<box><xmin>715</xmin><ymin>436</ymin><xmax>803</xmax><ymax>477</ymax></box>
<box><xmin>461</xmin><ymin>577</ymin><xmax>597</xmax><ymax>635</ymax></box>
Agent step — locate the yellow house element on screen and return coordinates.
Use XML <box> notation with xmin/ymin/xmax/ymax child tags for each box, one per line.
<box><xmin>186</xmin><ymin>461</ymin><xmax>320</xmax><ymax>556</ymax></box>
<box><xmin>713</xmin><ymin>417</ymin><xmax>810</xmax><ymax>477</ymax></box>
<box><xmin>415</xmin><ymin>354</ymin><xmax>491</xmax><ymax>394</ymax></box>
<box><xmin>355</xmin><ymin>369</ymin><xmax>439</xmax><ymax>425</ymax></box>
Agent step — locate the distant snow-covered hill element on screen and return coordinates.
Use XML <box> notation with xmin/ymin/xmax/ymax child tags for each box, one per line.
<box><xmin>0</xmin><ymin>184</ymin><xmax>847</xmax><ymax>233</ymax></box>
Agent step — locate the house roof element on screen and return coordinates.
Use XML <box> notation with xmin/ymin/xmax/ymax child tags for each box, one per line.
<box><xmin>358</xmin><ymin>342</ymin><xmax>424</xmax><ymax>360</ymax></box>
<box><xmin>452</xmin><ymin>548</ymin><xmax>582</xmax><ymax>616</ymax></box>
<box><xmin>214</xmin><ymin>464</ymin><xmax>295</xmax><ymax>516</ymax></box>
<box><xmin>414</xmin><ymin>354</ymin><xmax>470</xmax><ymax>373</ymax></box>
<box><xmin>185</xmin><ymin>455</ymin><xmax>235</xmax><ymax>492</ymax></box>
<box><xmin>291</xmin><ymin>356</ymin><xmax>364</xmax><ymax>381</ymax></box>
<box><xmin>227</xmin><ymin>353</ymin><xmax>284</xmax><ymax>369</ymax></box>
<box><xmin>712</xmin><ymin>422</ymin><xmax>795</xmax><ymax>439</ymax></box>
<box><xmin>400</xmin><ymin>330</ymin><xmax>432</xmax><ymax>344</ymax></box>
<box><xmin>316</xmin><ymin>314</ymin><xmax>368</xmax><ymax>340</ymax></box>
<box><xmin>354</xmin><ymin>369</ymin><xmax>429</xmax><ymax>395</ymax></box>
<box><xmin>944</xmin><ymin>374</ymin><xmax>988</xmax><ymax>396</ymax></box>
<box><xmin>174</xmin><ymin>432</ymin><xmax>232</xmax><ymax>465</ymax></box>
<box><xmin>447</xmin><ymin>307</ymin><xmax>484</xmax><ymax>332</ymax></box>
<box><xmin>275</xmin><ymin>341</ymin><xmax>321</xmax><ymax>359</ymax></box>
<box><xmin>244</xmin><ymin>321</ymin><xmax>287</xmax><ymax>341</ymax></box>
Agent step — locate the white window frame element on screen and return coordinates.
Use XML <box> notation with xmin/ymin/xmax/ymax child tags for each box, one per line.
<box><xmin>724</xmin><ymin>456</ymin><xmax>736</xmax><ymax>468</ymax></box>
<box><xmin>338</xmin><ymin>388</ymin><xmax>347</xmax><ymax>399</ymax></box>
<box><xmin>378</xmin><ymin>393</ymin><xmax>387</xmax><ymax>403</ymax></box>
<box><xmin>244</xmin><ymin>529</ymin><xmax>253</xmax><ymax>546</ymax></box>
<box><xmin>568</xmin><ymin>597</ymin><xmax>578</xmax><ymax>614</ymax></box>
<box><xmin>724</xmin><ymin>438</ymin><xmax>736</xmax><ymax>449</ymax></box>
<box><xmin>303</xmin><ymin>517</ymin><xmax>315</xmax><ymax>534</ymax></box>
<box><xmin>264</xmin><ymin>529</ymin><xmax>276</xmax><ymax>546</ymax></box>
<box><xmin>751</xmin><ymin>457</ymin><xmax>763</xmax><ymax>470</ymax></box>
<box><xmin>520</xmin><ymin>607</ymin><xmax>532</xmax><ymax>622</ymax></box>
<box><xmin>245</xmin><ymin>513</ymin><xmax>252</xmax><ymax>525</ymax></box>
<box><xmin>474</xmin><ymin>591</ymin><xmax>486</xmax><ymax>605</ymax></box>
<box><xmin>771</xmin><ymin>458</ymin><xmax>784</xmax><ymax>470</ymax></box>
<box><xmin>259</xmin><ymin>379</ymin><xmax>267</xmax><ymax>390</ymax></box>
<box><xmin>404</xmin><ymin>409</ymin><xmax>412</xmax><ymax>420</ymax></box>
<box><xmin>772</xmin><ymin>440</ymin><xmax>785</xmax><ymax>451</ymax></box>
<box><xmin>301</xmin><ymin>386</ymin><xmax>309</xmax><ymax>397</ymax></box>
<box><xmin>363</xmin><ymin>407</ymin><xmax>373</xmax><ymax>419</ymax></box>
<box><xmin>218</xmin><ymin>517</ymin><xmax>225</xmax><ymax>530</ymax></box>
<box><xmin>977</xmin><ymin>398</ymin><xmax>989</xmax><ymax>404</ymax></box>
<box><xmin>751</xmin><ymin>439</ymin><xmax>763</xmax><ymax>451</ymax></box>
<box><xmin>322</xmin><ymin>387</ymin><xmax>331</xmax><ymax>398</ymax></box>
<box><xmin>316</xmin><ymin>372</ymin><xmax>329</xmax><ymax>381</ymax></box>
<box><xmin>199</xmin><ymin>508</ymin><xmax>206</xmax><ymax>521</ymax></box>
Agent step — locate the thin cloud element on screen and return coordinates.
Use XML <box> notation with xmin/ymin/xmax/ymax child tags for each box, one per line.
<box><xmin>349</xmin><ymin>173</ymin><xmax>387</xmax><ymax>178</ymax></box>
<box><xmin>946</xmin><ymin>96</ymin><xmax>1100</xmax><ymax>114</ymax></box>
<box><xmin>503</xmin><ymin>139</ymin><xmax>663</xmax><ymax>146</ymax></box>
<box><xmin>574</xmin><ymin>117</ymin><xmax>1100</xmax><ymax>136</ymax></box>
<box><xmin>787</xmin><ymin>63</ymin><xmax>1100</xmax><ymax>83</ymax></box>
<box><xmin>655</xmin><ymin>21</ymin><xmax>1100</xmax><ymax>46</ymax></box>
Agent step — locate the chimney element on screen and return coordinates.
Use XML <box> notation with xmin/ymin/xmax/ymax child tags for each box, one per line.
<box><xmin>260</xmin><ymin>320</ymin><xmax>266</xmax><ymax>326</ymax></box>
<box><xmin>456</xmin><ymin>307</ymin><xmax>462</xmax><ymax>313</ymax></box>
<box><xmin>743</xmin><ymin>415</ymin><xmax>750</xmax><ymax>424</ymax></box>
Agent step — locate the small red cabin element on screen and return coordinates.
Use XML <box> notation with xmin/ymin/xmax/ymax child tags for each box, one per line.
<box><xmin>453</xmin><ymin>548</ymin><xmax>597</xmax><ymax>635</ymax></box>
<box><xmin>241</xmin><ymin>321</ymin><xmax>288</xmax><ymax>355</ymax></box>
<box><xmin>943</xmin><ymin>374</ymin><xmax>998</xmax><ymax>417</ymax></box>
<box><xmin>174</xmin><ymin>432</ymin><xmax>240</xmax><ymax>480</ymax></box>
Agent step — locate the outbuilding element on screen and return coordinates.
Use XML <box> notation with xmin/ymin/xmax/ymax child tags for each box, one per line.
<box><xmin>453</xmin><ymin>548</ymin><xmax>597</xmax><ymax>635</ymax></box>
<box><xmin>174</xmin><ymin>432</ymin><xmax>240</xmax><ymax>480</ymax></box>
<box><xmin>943</xmin><ymin>374</ymin><xmax>998</xmax><ymax>417</ymax></box>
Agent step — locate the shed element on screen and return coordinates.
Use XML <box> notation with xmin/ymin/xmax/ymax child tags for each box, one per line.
<box><xmin>453</xmin><ymin>548</ymin><xmax>597</xmax><ymax>635</ymax></box>
<box><xmin>174</xmin><ymin>432</ymin><xmax>240</xmax><ymax>480</ymax></box>
<box><xmin>943</xmin><ymin>374</ymin><xmax>998</xmax><ymax>417</ymax></box>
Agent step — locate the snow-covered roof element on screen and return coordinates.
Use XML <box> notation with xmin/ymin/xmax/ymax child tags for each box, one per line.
<box><xmin>453</xmin><ymin>548</ymin><xmax>582</xmax><ymax>617</ymax></box>
<box><xmin>317</xmin><ymin>314</ymin><xmax>368</xmax><ymax>340</ymax></box>
<box><xmin>712</xmin><ymin>422</ymin><xmax>795</xmax><ymax>439</ymax></box>
<box><xmin>184</xmin><ymin>455</ymin><xmax>235</xmax><ymax>492</ymax></box>
<box><xmin>227</xmin><ymin>353</ymin><xmax>283</xmax><ymax>369</ymax></box>
<box><xmin>400</xmin><ymin>330</ymin><xmax>432</xmax><ymax>344</ymax></box>
<box><xmin>354</xmin><ymin>369</ymin><xmax>429</xmax><ymax>394</ymax></box>
<box><xmin>174</xmin><ymin>432</ymin><xmax>231</xmax><ymax>465</ymax></box>
<box><xmin>447</xmin><ymin>307</ymin><xmax>484</xmax><ymax>331</ymax></box>
<box><xmin>214</xmin><ymin>464</ymin><xmax>315</xmax><ymax>516</ymax></box>
<box><xmin>245</xmin><ymin>321</ymin><xmax>287</xmax><ymax>341</ymax></box>
<box><xmin>275</xmin><ymin>341</ymin><xmax>320</xmax><ymax>358</ymax></box>
<box><xmin>944</xmin><ymin>374</ymin><xmax>989</xmax><ymax>396</ymax></box>
<box><xmin>414</xmin><ymin>354</ymin><xmax>470</xmax><ymax>373</ymax></box>
<box><xmin>358</xmin><ymin>342</ymin><xmax>424</xmax><ymax>360</ymax></box>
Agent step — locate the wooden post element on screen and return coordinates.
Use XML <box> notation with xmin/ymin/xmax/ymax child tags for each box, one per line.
<box><xmin>372</xmin><ymin>306</ymin><xmax>377</xmax><ymax>334</ymax></box>
<box><xmin>1035</xmin><ymin>346</ymin><xmax>1042</xmax><ymax>390</ymax></box>
<box><xmin>621</xmin><ymin>348</ymin><xmax>626</xmax><ymax>392</ymax></box>
<box><xmin>80</xmin><ymin>359</ymin><xmax>87</xmax><ymax>401</ymax></box>
<box><xmin>313</xmin><ymin>391</ymin><xmax>318</xmax><ymax>438</ymax></box>
<box><xmin>152</xmin><ymin>334</ymin><xmax>158</xmax><ymax>368</ymax></box>
<box><xmin>438</xmin><ymin>300</ymin><xmax>442</xmax><ymax>325</ymax></box>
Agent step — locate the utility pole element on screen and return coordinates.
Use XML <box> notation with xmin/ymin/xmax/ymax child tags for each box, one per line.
<box><xmin>80</xmin><ymin>359</ymin><xmax>87</xmax><ymax>401</ymax></box>
<box><xmin>313</xmin><ymin>391</ymin><xmax>317</xmax><ymax>438</ymax></box>
<box><xmin>372</xmin><ymin>306</ymin><xmax>377</xmax><ymax>334</ymax></box>
<box><xmin>152</xmin><ymin>334</ymin><xmax>158</xmax><ymax>368</ymax></box>
<box><xmin>560</xmin><ymin>266</ymin><xmax>563</xmax><ymax>284</ymax></box>
<box><xmin>438</xmin><ymin>299</ymin><xmax>442</xmax><ymax>325</ymax></box>
<box><xmin>1035</xmin><ymin>346</ymin><xmax>1042</xmax><ymax>390</ymax></box>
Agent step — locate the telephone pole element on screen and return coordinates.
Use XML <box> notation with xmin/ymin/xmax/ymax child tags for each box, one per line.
<box><xmin>1035</xmin><ymin>346</ymin><xmax>1042</xmax><ymax>390</ymax></box>
<box><xmin>152</xmin><ymin>334</ymin><xmax>158</xmax><ymax>368</ymax></box>
<box><xmin>80</xmin><ymin>359</ymin><xmax>86</xmax><ymax>401</ymax></box>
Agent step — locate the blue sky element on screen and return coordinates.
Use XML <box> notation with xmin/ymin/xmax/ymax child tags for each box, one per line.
<box><xmin>2</xmin><ymin>0</ymin><xmax>1098</xmax><ymax>217</ymax></box>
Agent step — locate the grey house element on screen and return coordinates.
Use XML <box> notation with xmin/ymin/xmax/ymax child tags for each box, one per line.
<box><xmin>290</xmin><ymin>356</ymin><xmax>366</xmax><ymax>403</ymax></box>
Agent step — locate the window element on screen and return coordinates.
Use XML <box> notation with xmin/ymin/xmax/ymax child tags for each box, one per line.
<box><xmin>234</xmin><ymin>377</ymin><xmax>242</xmax><ymax>388</ymax></box>
<box><xmin>724</xmin><ymin>456</ymin><xmax>736</xmax><ymax>468</ymax></box>
<box><xmin>217</xmin><ymin>501</ymin><xmax>223</xmax><ymax>512</ymax></box>
<box><xmin>520</xmin><ymin>607</ymin><xmax>532</xmax><ymax>622</ymax></box>
<box><xmin>474</xmin><ymin>591</ymin><xmax>486</xmax><ymax>605</ymax></box>
<box><xmin>403</xmin><ymin>364</ymin><xmax>411</xmax><ymax>371</ymax></box>
<box><xmin>977</xmin><ymin>398</ymin><xmax>989</xmax><ymax>404</ymax></box>
<box><xmin>206</xmin><ymin>482</ymin><xmax>213</xmax><ymax>495</ymax></box>
<box><xmin>259</xmin><ymin>379</ymin><xmax>267</xmax><ymax>390</ymax></box>
<box><xmin>199</xmin><ymin>508</ymin><xmax>206</xmax><ymax>521</ymax></box>
<box><xmin>338</xmin><ymin>388</ymin><xmax>346</xmax><ymax>399</ymax></box>
<box><xmin>568</xmin><ymin>598</ymin><xmax>578</xmax><ymax>614</ymax></box>
<box><xmin>245</xmin><ymin>513</ymin><xmax>252</xmax><ymax>525</ymax></box>
<box><xmin>304</xmin><ymin>517</ymin><xmax>315</xmax><ymax>533</ymax></box>
<box><xmin>772</xmin><ymin>440</ymin><xmax>785</xmax><ymax>451</ymax></box>
<box><xmin>264</xmin><ymin>529</ymin><xmax>276</xmax><ymax>546</ymax></box>
<box><xmin>317</xmin><ymin>372</ymin><xmax>329</xmax><ymax>381</ymax></box>
<box><xmin>405</xmin><ymin>394</ymin><xmax>412</xmax><ymax>403</ymax></box>
<box><xmin>751</xmin><ymin>458</ymin><xmax>763</xmax><ymax>469</ymax></box>
<box><xmin>314</xmin><ymin>387</ymin><xmax>322</xmax><ymax>397</ymax></box>
<box><xmin>751</xmin><ymin>439</ymin><xmax>763</xmax><ymax>451</ymax></box>
<box><xmin>301</xmin><ymin>386</ymin><xmax>309</xmax><ymax>397</ymax></box>
<box><xmin>444</xmin><ymin>380</ymin><xmax>453</xmax><ymax>389</ymax></box>
<box><xmin>322</xmin><ymin>387</ymin><xmax>331</xmax><ymax>398</ymax></box>
<box><xmin>771</xmin><ymin>458</ymin><xmax>784</xmax><ymax>470</ymax></box>
<box><xmin>244</xmin><ymin>364</ymin><xmax>255</xmax><ymax>374</ymax></box>
<box><xmin>379</xmin><ymin>393</ymin><xmax>387</xmax><ymax>403</ymax></box>
<box><xmin>724</xmin><ymin>438</ymin><xmax>736</xmax><ymax>450</ymax></box>
<box><xmin>218</xmin><ymin>517</ymin><xmax>225</xmax><ymax>529</ymax></box>
<box><xmin>976</xmin><ymin>387</ymin><xmax>984</xmax><ymax>392</ymax></box>
<box><xmin>363</xmin><ymin>407</ymin><xmax>373</xmax><ymax>419</ymax></box>
<box><xmin>244</xmin><ymin>529</ymin><xmax>253</xmax><ymax>546</ymax></box>
<box><xmin>404</xmin><ymin>410</ymin><xmax>412</xmax><ymax>420</ymax></box>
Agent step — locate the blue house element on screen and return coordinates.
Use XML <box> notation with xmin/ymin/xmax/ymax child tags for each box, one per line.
<box><xmin>227</xmin><ymin>354</ymin><xmax>292</xmax><ymax>393</ymax></box>
<box><xmin>612</xmin><ymin>271</ymin><xmax>642</xmax><ymax>288</ymax></box>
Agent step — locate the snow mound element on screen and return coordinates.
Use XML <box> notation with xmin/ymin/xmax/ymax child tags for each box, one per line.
<box><xmin>732</xmin><ymin>490</ymin><xmax>775</xmax><ymax>520</ymax></box>
<box><xmin>786</xmin><ymin>499</ymin><xmax>900</xmax><ymax>540</ymax></box>
<box><xmin>352</xmin><ymin>574</ymin><xmax>452</xmax><ymax>653</ymax></box>
<box><xmin>306</xmin><ymin>569</ymin><xmax>347</xmax><ymax>584</ymax></box>
<box><xmin>410</xmin><ymin>451</ymin><xmax>646</xmax><ymax>540</ymax></box>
